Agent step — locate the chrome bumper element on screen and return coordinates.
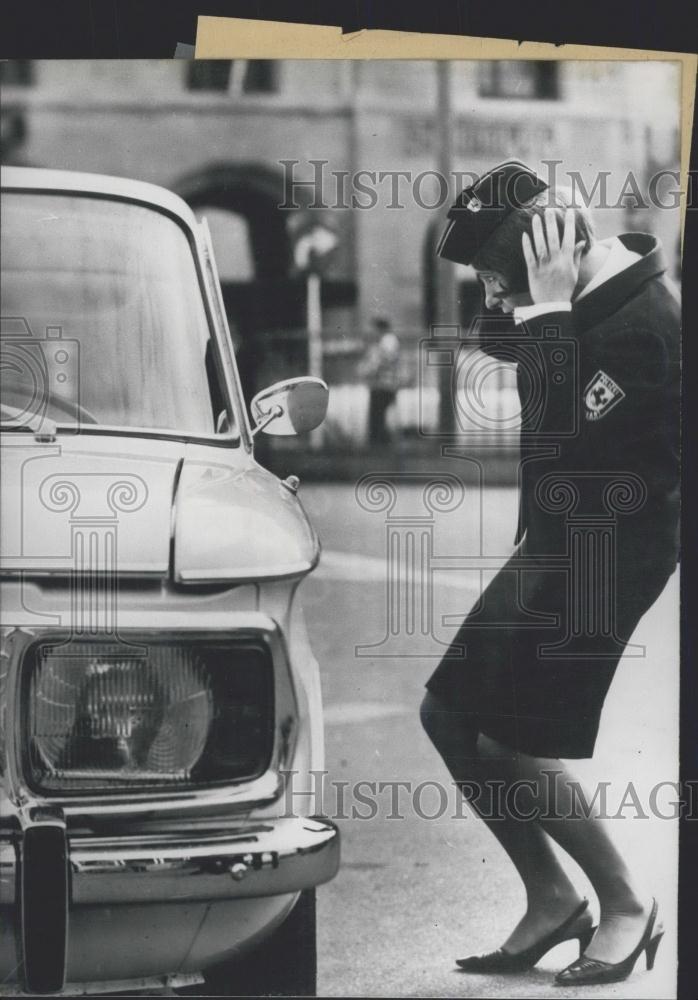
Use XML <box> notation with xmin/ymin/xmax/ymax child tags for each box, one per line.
<box><xmin>0</xmin><ymin>973</ymin><xmax>206</xmax><ymax>997</ymax></box>
<box><xmin>0</xmin><ymin>816</ymin><xmax>339</xmax><ymax>906</ymax></box>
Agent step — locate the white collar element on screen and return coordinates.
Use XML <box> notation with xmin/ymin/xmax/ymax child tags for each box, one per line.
<box><xmin>575</xmin><ymin>237</ymin><xmax>642</xmax><ymax>301</ymax></box>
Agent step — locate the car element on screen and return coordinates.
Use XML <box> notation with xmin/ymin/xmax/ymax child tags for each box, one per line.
<box><xmin>0</xmin><ymin>166</ymin><xmax>339</xmax><ymax>997</ymax></box>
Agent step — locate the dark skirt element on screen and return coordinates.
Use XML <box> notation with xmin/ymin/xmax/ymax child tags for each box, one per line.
<box><xmin>424</xmin><ymin>533</ymin><xmax>677</xmax><ymax>759</ymax></box>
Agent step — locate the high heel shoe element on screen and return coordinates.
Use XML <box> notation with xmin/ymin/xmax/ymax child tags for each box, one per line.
<box><xmin>456</xmin><ymin>899</ymin><xmax>596</xmax><ymax>973</ymax></box>
<box><xmin>554</xmin><ymin>897</ymin><xmax>663</xmax><ymax>986</ymax></box>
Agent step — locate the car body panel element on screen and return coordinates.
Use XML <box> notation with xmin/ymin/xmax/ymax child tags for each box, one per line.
<box><xmin>1</xmin><ymin>165</ymin><xmax>203</xmax><ymax>230</ymax></box>
<box><xmin>0</xmin><ymin>436</ymin><xmax>319</xmax><ymax>583</ymax></box>
<box><xmin>0</xmin><ymin>436</ymin><xmax>182</xmax><ymax>577</ymax></box>
<box><xmin>174</xmin><ymin>447</ymin><xmax>319</xmax><ymax>583</ymax></box>
<box><xmin>0</xmin><ymin>166</ymin><xmax>337</xmax><ymax>994</ymax></box>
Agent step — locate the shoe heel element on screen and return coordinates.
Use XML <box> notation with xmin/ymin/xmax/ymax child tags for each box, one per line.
<box><xmin>577</xmin><ymin>926</ymin><xmax>597</xmax><ymax>956</ymax></box>
<box><xmin>645</xmin><ymin>931</ymin><xmax>664</xmax><ymax>971</ymax></box>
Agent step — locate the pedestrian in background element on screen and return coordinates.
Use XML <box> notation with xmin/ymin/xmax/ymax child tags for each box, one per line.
<box><xmin>358</xmin><ymin>316</ymin><xmax>402</xmax><ymax>445</ymax></box>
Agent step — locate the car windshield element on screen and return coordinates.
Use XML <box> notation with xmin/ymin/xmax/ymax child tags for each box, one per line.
<box><xmin>1</xmin><ymin>190</ymin><xmax>234</xmax><ymax>436</ymax></box>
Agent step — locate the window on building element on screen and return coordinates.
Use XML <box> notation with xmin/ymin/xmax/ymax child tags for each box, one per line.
<box><xmin>242</xmin><ymin>61</ymin><xmax>278</xmax><ymax>94</ymax></box>
<box><xmin>186</xmin><ymin>60</ymin><xmax>278</xmax><ymax>95</ymax></box>
<box><xmin>195</xmin><ymin>207</ymin><xmax>255</xmax><ymax>283</ymax></box>
<box><xmin>478</xmin><ymin>61</ymin><xmax>560</xmax><ymax>99</ymax></box>
<box><xmin>186</xmin><ymin>60</ymin><xmax>232</xmax><ymax>92</ymax></box>
<box><xmin>0</xmin><ymin>61</ymin><xmax>34</xmax><ymax>86</ymax></box>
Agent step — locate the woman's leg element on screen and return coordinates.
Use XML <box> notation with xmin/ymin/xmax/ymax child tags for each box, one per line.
<box><xmin>477</xmin><ymin>735</ymin><xmax>655</xmax><ymax>963</ymax></box>
<box><xmin>420</xmin><ymin>693</ymin><xmax>584</xmax><ymax>952</ymax></box>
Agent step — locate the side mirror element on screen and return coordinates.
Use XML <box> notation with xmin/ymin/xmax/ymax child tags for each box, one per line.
<box><xmin>250</xmin><ymin>376</ymin><xmax>329</xmax><ymax>437</ymax></box>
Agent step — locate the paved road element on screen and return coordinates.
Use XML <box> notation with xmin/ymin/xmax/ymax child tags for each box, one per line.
<box><xmin>299</xmin><ymin>482</ymin><xmax>679</xmax><ymax>999</ymax></box>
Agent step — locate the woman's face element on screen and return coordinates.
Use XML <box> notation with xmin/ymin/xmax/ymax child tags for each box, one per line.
<box><xmin>476</xmin><ymin>270</ymin><xmax>532</xmax><ymax>314</ymax></box>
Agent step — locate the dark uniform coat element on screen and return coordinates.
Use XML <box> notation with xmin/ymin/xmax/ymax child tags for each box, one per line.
<box><xmin>425</xmin><ymin>233</ymin><xmax>680</xmax><ymax>758</ymax></box>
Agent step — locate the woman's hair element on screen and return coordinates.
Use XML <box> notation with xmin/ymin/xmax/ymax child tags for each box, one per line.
<box><xmin>471</xmin><ymin>187</ymin><xmax>595</xmax><ymax>294</ymax></box>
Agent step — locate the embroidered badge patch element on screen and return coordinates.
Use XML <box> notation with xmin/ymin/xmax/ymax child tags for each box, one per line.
<box><xmin>584</xmin><ymin>370</ymin><xmax>626</xmax><ymax>421</ymax></box>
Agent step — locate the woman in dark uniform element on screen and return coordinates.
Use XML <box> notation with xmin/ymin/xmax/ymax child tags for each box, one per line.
<box><xmin>421</xmin><ymin>161</ymin><xmax>680</xmax><ymax>985</ymax></box>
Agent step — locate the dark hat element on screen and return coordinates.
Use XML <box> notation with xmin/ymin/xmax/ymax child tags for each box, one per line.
<box><xmin>437</xmin><ymin>160</ymin><xmax>548</xmax><ymax>266</ymax></box>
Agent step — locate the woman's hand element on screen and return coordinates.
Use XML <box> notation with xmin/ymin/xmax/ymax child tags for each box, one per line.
<box><xmin>522</xmin><ymin>208</ymin><xmax>585</xmax><ymax>305</ymax></box>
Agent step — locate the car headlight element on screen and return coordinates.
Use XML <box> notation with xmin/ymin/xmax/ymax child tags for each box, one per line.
<box><xmin>24</xmin><ymin>638</ymin><xmax>274</xmax><ymax>794</ymax></box>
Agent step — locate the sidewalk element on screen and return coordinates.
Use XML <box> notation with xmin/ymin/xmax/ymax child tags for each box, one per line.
<box><xmin>260</xmin><ymin>436</ymin><xmax>520</xmax><ymax>485</ymax></box>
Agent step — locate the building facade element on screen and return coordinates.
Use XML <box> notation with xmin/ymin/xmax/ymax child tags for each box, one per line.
<box><xmin>1</xmin><ymin>58</ymin><xmax>682</xmax><ymax>443</ymax></box>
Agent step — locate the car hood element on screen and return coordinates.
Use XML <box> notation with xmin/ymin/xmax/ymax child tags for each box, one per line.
<box><xmin>0</xmin><ymin>436</ymin><xmax>318</xmax><ymax>582</ymax></box>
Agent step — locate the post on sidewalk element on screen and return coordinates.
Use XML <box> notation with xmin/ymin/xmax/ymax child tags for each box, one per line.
<box><xmin>292</xmin><ymin>221</ymin><xmax>339</xmax><ymax>450</ymax></box>
<box><xmin>306</xmin><ymin>270</ymin><xmax>324</xmax><ymax>449</ymax></box>
<box><xmin>435</xmin><ymin>60</ymin><xmax>458</xmax><ymax>436</ymax></box>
